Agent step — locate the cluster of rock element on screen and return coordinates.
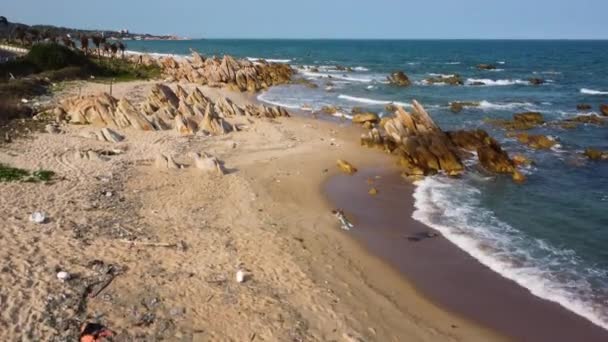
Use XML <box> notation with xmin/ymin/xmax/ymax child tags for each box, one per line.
<box><xmin>387</xmin><ymin>71</ymin><xmax>411</xmax><ymax>87</ymax></box>
<box><xmin>449</xmin><ymin>101</ymin><xmax>480</xmax><ymax>113</ymax></box>
<box><xmin>425</xmin><ymin>74</ymin><xmax>463</xmax><ymax>86</ymax></box>
<box><xmin>359</xmin><ymin>101</ymin><xmax>524</xmax><ymax>182</ymax></box>
<box><xmin>487</xmin><ymin>112</ymin><xmax>546</xmax><ymax>130</ymax></box>
<box><xmin>158</xmin><ymin>51</ymin><xmax>293</xmax><ymax>92</ymax></box>
<box><xmin>55</xmin><ymin>84</ymin><xmax>290</xmax><ymax>135</ymax></box>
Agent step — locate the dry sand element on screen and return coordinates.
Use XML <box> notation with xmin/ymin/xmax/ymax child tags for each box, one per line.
<box><xmin>0</xmin><ymin>80</ymin><xmax>504</xmax><ymax>341</ymax></box>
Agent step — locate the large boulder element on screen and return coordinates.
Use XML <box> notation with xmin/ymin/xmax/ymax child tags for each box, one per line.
<box><xmin>584</xmin><ymin>148</ymin><xmax>608</xmax><ymax>161</ymax></box>
<box><xmin>352</xmin><ymin>113</ymin><xmax>380</xmax><ymax>125</ymax></box>
<box><xmin>477</xmin><ymin>142</ymin><xmax>515</xmax><ymax>174</ymax></box>
<box><xmin>447</xmin><ymin>129</ymin><xmax>492</xmax><ymax>150</ymax></box>
<box><xmin>600</xmin><ymin>104</ymin><xmax>608</xmax><ymax>116</ymax></box>
<box><xmin>387</xmin><ymin>71</ymin><xmax>411</xmax><ymax>87</ymax></box>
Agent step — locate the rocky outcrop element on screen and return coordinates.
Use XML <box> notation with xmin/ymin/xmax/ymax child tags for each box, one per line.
<box><xmin>529</xmin><ymin>78</ymin><xmax>545</xmax><ymax>85</ymax></box>
<box><xmin>488</xmin><ymin>112</ymin><xmax>545</xmax><ymax>130</ymax></box>
<box><xmin>515</xmin><ymin>133</ymin><xmax>556</xmax><ymax>150</ymax></box>
<box><xmin>601</xmin><ymin>104</ymin><xmax>608</xmax><ymax>116</ymax></box>
<box><xmin>425</xmin><ymin>74</ymin><xmax>463</xmax><ymax>86</ymax></box>
<box><xmin>561</xmin><ymin>114</ymin><xmax>606</xmax><ymax>127</ymax></box>
<box><xmin>584</xmin><ymin>148</ymin><xmax>608</xmax><ymax>161</ymax></box>
<box><xmin>352</xmin><ymin>113</ymin><xmax>380</xmax><ymax>125</ymax></box>
<box><xmin>450</xmin><ymin>101</ymin><xmax>480</xmax><ymax>113</ymax></box>
<box><xmin>56</xmin><ymin>84</ymin><xmax>290</xmax><ymax>135</ymax></box>
<box><xmin>477</xmin><ymin>64</ymin><xmax>497</xmax><ymax>70</ymax></box>
<box><xmin>577</xmin><ymin>104</ymin><xmax>592</xmax><ymax>111</ymax></box>
<box><xmin>387</xmin><ymin>71</ymin><xmax>411</xmax><ymax>87</ymax></box>
<box><xmin>160</xmin><ymin>52</ymin><xmax>293</xmax><ymax>92</ymax></box>
<box><xmin>360</xmin><ymin>102</ymin><xmax>522</xmax><ymax>182</ymax></box>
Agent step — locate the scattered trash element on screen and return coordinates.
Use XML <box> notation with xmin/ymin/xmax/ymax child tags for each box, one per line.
<box><xmin>236</xmin><ymin>269</ymin><xmax>247</xmax><ymax>283</ymax></box>
<box><xmin>56</xmin><ymin>271</ymin><xmax>71</xmax><ymax>282</ymax></box>
<box><xmin>29</xmin><ymin>211</ymin><xmax>48</xmax><ymax>224</ymax></box>
<box><xmin>332</xmin><ymin>210</ymin><xmax>353</xmax><ymax>231</ymax></box>
<box><xmin>80</xmin><ymin>322</ymin><xmax>113</xmax><ymax>342</ymax></box>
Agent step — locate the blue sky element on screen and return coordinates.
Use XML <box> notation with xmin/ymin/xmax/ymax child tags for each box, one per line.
<box><xmin>4</xmin><ymin>0</ymin><xmax>607</xmax><ymax>39</ymax></box>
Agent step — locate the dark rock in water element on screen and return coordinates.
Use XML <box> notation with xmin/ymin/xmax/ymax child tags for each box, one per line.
<box><xmin>447</xmin><ymin>129</ymin><xmax>492</xmax><ymax>150</ymax></box>
<box><xmin>488</xmin><ymin>112</ymin><xmax>545</xmax><ymax>130</ymax></box>
<box><xmin>577</xmin><ymin>103</ymin><xmax>592</xmax><ymax>111</ymax></box>
<box><xmin>561</xmin><ymin>114</ymin><xmax>606</xmax><ymax>127</ymax></box>
<box><xmin>477</xmin><ymin>142</ymin><xmax>516</xmax><ymax>174</ymax></box>
<box><xmin>477</xmin><ymin>64</ymin><xmax>497</xmax><ymax>70</ymax></box>
<box><xmin>449</xmin><ymin>101</ymin><xmax>480</xmax><ymax>113</ymax></box>
<box><xmin>515</xmin><ymin>133</ymin><xmax>557</xmax><ymax>150</ymax></box>
<box><xmin>513</xmin><ymin>112</ymin><xmax>545</xmax><ymax>125</ymax></box>
<box><xmin>469</xmin><ymin>81</ymin><xmax>486</xmax><ymax>86</ymax></box>
<box><xmin>387</xmin><ymin>71</ymin><xmax>411</xmax><ymax>87</ymax></box>
<box><xmin>529</xmin><ymin>78</ymin><xmax>545</xmax><ymax>85</ymax></box>
<box><xmin>601</xmin><ymin>104</ymin><xmax>608</xmax><ymax>116</ymax></box>
<box><xmin>425</xmin><ymin>74</ymin><xmax>463</xmax><ymax>86</ymax></box>
<box><xmin>584</xmin><ymin>148</ymin><xmax>608</xmax><ymax>160</ymax></box>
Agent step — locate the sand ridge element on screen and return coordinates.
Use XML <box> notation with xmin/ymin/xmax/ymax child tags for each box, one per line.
<box><xmin>0</xmin><ymin>80</ymin><xmax>502</xmax><ymax>341</ymax></box>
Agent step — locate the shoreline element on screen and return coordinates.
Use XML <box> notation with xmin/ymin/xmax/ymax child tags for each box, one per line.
<box><xmin>324</xmin><ymin>166</ymin><xmax>608</xmax><ymax>341</ymax></box>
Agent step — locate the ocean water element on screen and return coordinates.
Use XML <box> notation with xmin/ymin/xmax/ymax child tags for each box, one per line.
<box><xmin>127</xmin><ymin>39</ymin><xmax>608</xmax><ymax>329</ymax></box>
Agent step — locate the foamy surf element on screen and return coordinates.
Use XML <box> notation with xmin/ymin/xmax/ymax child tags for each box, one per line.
<box><xmin>247</xmin><ymin>57</ymin><xmax>292</xmax><ymax>63</ymax></box>
<box><xmin>478</xmin><ymin>100</ymin><xmax>536</xmax><ymax>110</ymax></box>
<box><xmin>581</xmin><ymin>88</ymin><xmax>608</xmax><ymax>95</ymax></box>
<box><xmin>466</xmin><ymin>78</ymin><xmax>529</xmax><ymax>86</ymax></box>
<box><xmin>412</xmin><ymin>176</ymin><xmax>608</xmax><ymax>331</ymax></box>
<box><xmin>338</xmin><ymin>94</ymin><xmax>409</xmax><ymax>107</ymax></box>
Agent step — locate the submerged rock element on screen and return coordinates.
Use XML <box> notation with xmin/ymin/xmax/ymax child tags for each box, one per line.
<box><xmin>477</xmin><ymin>64</ymin><xmax>497</xmax><ymax>70</ymax></box>
<box><xmin>529</xmin><ymin>78</ymin><xmax>545</xmax><ymax>85</ymax></box>
<box><xmin>516</xmin><ymin>133</ymin><xmax>556</xmax><ymax>150</ymax></box>
<box><xmin>449</xmin><ymin>101</ymin><xmax>480</xmax><ymax>113</ymax></box>
<box><xmin>488</xmin><ymin>112</ymin><xmax>545</xmax><ymax>130</ymax></box>
<box><xmin>577</xmin><ymin>104</ymin><xmax>592</xmax><ymax>111</ymax></box>
<box><xmin>584</xmin><ymin>148</ymin><xmax>608</xmax><ymax>161</ymax></box>
<box><xmin>425</xmin><ymin>74</ymin><xmax>463</xmax><ymax>86</ymax></box>
<box><xmin>387</xmin><ymin>71</ymin><xmax>411</xmax><ymax>87</ymax></box>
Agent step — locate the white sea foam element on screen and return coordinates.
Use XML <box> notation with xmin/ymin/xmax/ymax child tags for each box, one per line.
<box><xmin>445</xmin><ymin>62</ymin><xmax>461</xmax><ymax>65</ymax></box>
<box><xmin>412</xmin><ymin>176</ymin><xmax>608</xmax><ymax>331</ymax></box>
<box><xmin>581</xmin><ymin>88</ymin><xmax>608</xmax><ymax>95</ymax></box>
<box><xmin>338</xmin><ymin>94</ymin><xmax>409</xmax><ymax>107</ymax></box>
<box><xmin>478</xmin><ymin>100</ymin><xmax>536</xmax><ymax>110</ymax></box>
<box><xmin>256</xmin><ymin>93</ymin><xmax>301</xmax><ymax>110</ymax></box>
<box><xmin>428</xmin><ymin>73</ymin><xmax>456</xmax><ymax>78</ymax></box>
<box><xmin>353</xmin><ymin>66</ymin><xmax>370</xmax><ymax>71</ymax></box>
<box><xmin>300</xmin><ymin>70</ymin><xmax>375</xmax><ymax>83</ymax></box>
<box><xmin>247</xmin><ymin>57</ymin><xmax>291</xmax><ymax>63</ymax></box>
<box><xmin>466</xmin><ymin>78</ymin><xmax>529</xmax><ymax>86</ymax></box>
<box><xmin>497</xmin><ymin>61</ymin><xmax>506</xmax><ymax>64</ymax></box>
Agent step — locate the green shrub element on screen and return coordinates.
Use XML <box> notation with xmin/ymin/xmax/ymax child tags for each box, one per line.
<box><xmin>0</xmin><ymin>164</ymin><xmax>55</xmax><ymax>182</ymax></box>
<box><xmin>25</xmin><ymin>43</ymin><xmax>91</xmax><ymax>71</ymax></box>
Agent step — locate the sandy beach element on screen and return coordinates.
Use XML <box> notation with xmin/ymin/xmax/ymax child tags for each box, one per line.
<box><xmin>0</xmin><ymin>80</ymin><xmax>502</xmax><ymax>341</ymax></box>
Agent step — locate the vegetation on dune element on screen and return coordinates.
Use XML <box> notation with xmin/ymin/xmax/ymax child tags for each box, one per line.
<box><xmin>0</xmin><ymin>163</ymin><xmax>54</xmax><ymax>182</ymax></box>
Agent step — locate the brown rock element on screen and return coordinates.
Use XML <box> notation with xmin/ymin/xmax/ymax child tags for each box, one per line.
<box><xmin>368</xmin><ymin>187</ymin><xmax>378</xmax><ymax>196</ymax></box>
<box><xmin>601</xmin><ymin>104</ymin><xmax>608</xmax><ymax>116</ymax></box>
<box><xmin>511</xmin><ymin>154</ymin><xmax>533</xmax><ymax>167</ymax></box>
<box><xmin>529</xmin><ymin>78</ymin><xmax>545</xmax><ymax>85</ymax></box>
<box><xmin>352</xmin><ymin>113</ymin><xmax>380</xmax><ymax>124</ymax></box>
<box><xmin>516</xmin><ymin>133</ymin><xmax>556</xmax><ymax>150</ymax></box>
<box><xmin>477</xmin><ymin>64</ymin><xmax>497</xmax><ymax>70</ymax></box>
<box><xmin>577</xmin><ymin>104</ymin><xmax>592</xmax><ymax>111</ymax></box>
<box><xmin>450</xmin><ymin>101</ymin><xmax>480</xmax><ymax>113</ymax></box>
<box><xmin>447</xmin><ymin>130</ymin><xmax>492</xmax><ymax>150</ymax></box>
<box><xmin>387</xmin><ymin>71</ymin><xmax>411</xmax><ymax>87</ymax></box>
<box><xmin>425</xmin><ymin>74</ymin><xmax>463</xmax><ymax>86</ymax></box>
<box><xmin>477</xmin><ymin>143</ymin><xmax>515</xmax><ymax>174</ymax></box>
<box><xmin>584</xmin><ymin>148</ymin><xmax>607</xmax><ymax>160</ymax></box>
<box><xmin>512</xmin><ymin>170</ymin><xmax>527</xmax><ymax>183</ymax></box>
<box><xmin>337</xmin><ymin>160</ymin><xmax>357</xmax><ymax>174</ymax></box>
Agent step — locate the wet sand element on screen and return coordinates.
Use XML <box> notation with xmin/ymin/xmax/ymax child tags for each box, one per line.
<box><xmin>324</xmin><ymin>167</ymin><xmax>608</xmax><ymax>342</ymax></box>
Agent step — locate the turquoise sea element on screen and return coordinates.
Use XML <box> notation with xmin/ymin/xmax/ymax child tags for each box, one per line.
<box><xmin>126</xmin><ymin>39</ymin><xmax>608</xmax><ymax>329</ymax></box>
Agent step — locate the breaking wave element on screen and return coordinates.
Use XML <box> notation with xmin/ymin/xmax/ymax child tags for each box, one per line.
<box><xmin>581</xmin><ymin>88</ymin><xmax>608</xmax><ymax>95</ymax></box>
<box><xmin>247</xmin><ymin>57</ymin><xmax>291</xmax><ymax>63</ymax></box>
<box><xmin>338</xmin><ymin>94</ymin><xmax>409</xmax><ymax>107</ymax></box>
<box><xmin>466</xmin><ymin>78</ymin><xmax>530</xmax><ymax>86</ymax></box>
<box><xmin>413</xmin><ymin>176</ymin><xmax>608</xmax><ymax>331</ymax></box>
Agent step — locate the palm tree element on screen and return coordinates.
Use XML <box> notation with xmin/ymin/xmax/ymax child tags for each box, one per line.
<box><xmin>110</xmin><ymin>43</ymin><xmax>118</xmax><ymax>58</ymax></box>
<box><xmin>118</xmin><ymin>41</ymin><xmax>126</xmax><ymax>59</ymax></box>
<box><xmin>80</xmin><ymin>34</ymin><xmax>89</xmax><ymax>55</ymax></box>
<box><xmin>91</xmin><ymin>34</ymin><xmax>106</xmax><ymax>58</ymax></box>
